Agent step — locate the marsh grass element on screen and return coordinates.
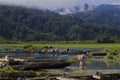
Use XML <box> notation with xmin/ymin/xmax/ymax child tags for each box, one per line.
<box><xmin>1</xmin><ymin>43</ymin><xmax>120</xmax><ymax>49</ymax></box>
<box><xmin>72</xmin><ymin>70</ymin><xmax>80</xmax><ymax>75</ymax></box>
<box><xmin>104</xmin><ymin>49</ymin><xmax>120</xmax><ymax>66</ymax></box>
<box><xmin>1</xmin><ymin>64</ymin><xmax>15</xmax><ymax>72</ymax></box>
<box><xmin>66</xmin><ymin>56</ymin><xmax>77</xmax><ymax>63</ymax></box>
<box><xmin>36</xmin><ymin>71</ymin><xmax>62</xmax><ymax>77</ymax></box>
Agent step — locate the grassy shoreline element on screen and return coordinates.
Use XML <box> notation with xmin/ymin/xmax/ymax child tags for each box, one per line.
<box><xmin>0</xmin><ymin>43</ymin><xmax>120</xmax><ymax>49</ymax></box>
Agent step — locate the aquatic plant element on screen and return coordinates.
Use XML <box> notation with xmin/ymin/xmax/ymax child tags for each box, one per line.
<box><xmin>82</xmin><ymin>53</ymin><xmax>93</xmax><ymax>65</ymax></box>
<box><xmin>116</xmin><ymin>53</ymin><xmax>120</xmax><ymax>60</ymax></box>
<box><xmin>72</xmin><ymin>70</ymin><xmax>85</xmax><ymax>76</ymax></box>
<box><xmin>103</xmin><ymin>51</ymin><xmax>117</xmax><ymax>66</ymax></box>
<box><xmin>36</xmin><ymin>72</ymin><xmax>42</xmax><ymax>77</ymax></box>
<box><xmin>35</xmin><ymin>71</ymin><xmax>62</xmax><ymax>79</ymax></box>
<box><xmin>1</xmin><ymin>64</ymin><xmax>14</xmax><ymax>72</ymax></box>
<box><xmin>72</xmin><ymin>70</ymin><xmax>80</xmax><ymax>75</ymax></box>
<box><xmin>86</xmin><ymin>53</ymin><xmax>94</xmax><ymax>59</ymax></box>
<box><xmin>66</xmin><ymin>56</ymin><xmax>77</xmax><ymax>63</ymax></box>
<box><xmin>104</xmin><ymin>52</ymin><xmax>114</xmax><ymax>60</ymax></box>
<box><xmin>114</xmin><ymin>53</ymin><xmax>120</xmax><ymax>65</ymax></box>
<box><xmin>104</xmin><ymin>60</ymin><xmax>116</xmax><ymax>66</ymax></box>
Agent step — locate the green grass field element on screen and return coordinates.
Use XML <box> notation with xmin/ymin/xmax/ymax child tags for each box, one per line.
<box><xmin>0</xmin><ymin>43</ymin><xmax>120</xmax><ymax>49</ymax></box>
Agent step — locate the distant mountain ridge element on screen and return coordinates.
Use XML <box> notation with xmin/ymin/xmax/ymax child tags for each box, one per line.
<box><xmin>52</xmin><ymin>4</ymin><xmax>120</xmax><ymax>16</ymax></box>
<box><xmin>94</xmin><ymin>4</ymin><xmax>120</xmax><ymax>11</ymax></box>
<box><xmin>71</xmin><ymin>4</ymin><xmax>120</xmax><ymax>28</ymax></box>
<box><xmin>52</xmin><ymin>3</ymin><xmax>95</xmax><ymax>15</ymax></box>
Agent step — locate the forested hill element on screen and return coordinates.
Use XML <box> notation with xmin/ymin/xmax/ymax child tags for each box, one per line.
<box><xmin>71</xmin><ymin>4</ymin><xmax>120</xmax><ymax>28</ymax></box>
<box><xmin>0</xmin><ymin>5</ymin><xmax>120</xmax><ymax>42</ymax></box>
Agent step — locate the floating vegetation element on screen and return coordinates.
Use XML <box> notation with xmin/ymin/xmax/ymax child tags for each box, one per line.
<box><xmin>84</xmin><ymin>53</ymin><xmax>94</xmax><ymax>65</ymax></box>
<box><xmin>87</xmin><ymin>53</ymin><xmax>94</xmax><ymax>59</ymax></box>
<box><xmin>103</xmin><ymin>50</ymin><xmax>120</xmax><ymax>66</ymax></box>
<box><xmin>1</xmin><ymin>64</ymin><xmax>14</xmax><ymax>72</ymax></box>
<box><xmin>35</xmin><ymin>71</ymin><xmax>62</xmax><ymax>79</ymax></box>
<box><xmin>72</xmin><ymin>70</ymin><xmax>82</xmax><ymax>75</ymax></box>
<box><xmin>85</xmin><ymin>59</ymin><xmax>92</xmax><ymax>65</ymax></box>
<box><xmin>104</xmin><ymin>53</ymin><xmax>114</xmax><ymax>60</ymax></box>
<box><xmin>104</xmin><ymin>60</ymin><xmax>116</xmax><ymax>66</ymax></box>
<box><xmin>66</xmin><ymin>56</ymin><xmax>77</xmax><ymax>63</ymax></box>
<box><xmin>116</xmin><ymin>53</ymin><xmax>120</xmax><ymax>60</ymax></box>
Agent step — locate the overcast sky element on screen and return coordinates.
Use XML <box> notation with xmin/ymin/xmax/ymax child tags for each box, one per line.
<box><xmin>0</xmin><ymin>0</ymin><xmax>120</xmax><ymax>9</ymax></box>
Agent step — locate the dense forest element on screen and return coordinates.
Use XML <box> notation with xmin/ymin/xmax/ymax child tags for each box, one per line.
<box><xmin>72</xmin><ymin>4</ymin><xmax>120</xmax><ymax>28</ymax></box>
<box><xmin>0</xmin><ymin>5</ymin><xmax>120</xmax><ymax>43</ymax></box>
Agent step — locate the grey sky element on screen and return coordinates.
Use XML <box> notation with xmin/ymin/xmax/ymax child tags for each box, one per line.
<box><xmin>0</xmin><ymin>0</ymin><xmax>120</xmax><ymax>9</ymax></box>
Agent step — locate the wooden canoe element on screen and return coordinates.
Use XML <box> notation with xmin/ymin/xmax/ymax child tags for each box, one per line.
<box><xmin>12</xmin><ymin>61</ymin><xmax>71</xmax><ymax>71</ymax></box>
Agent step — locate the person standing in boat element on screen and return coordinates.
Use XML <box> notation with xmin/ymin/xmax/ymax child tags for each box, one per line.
<box><xmin>79</xmin><ymin>51</ymin><xmax>87</xmax><ymax>70</ymax></box>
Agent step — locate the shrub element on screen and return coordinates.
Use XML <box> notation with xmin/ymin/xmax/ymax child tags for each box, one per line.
<box><xmin>104</xmin><ymin>52</ymin><xmax>114</xmax><ymax>60</ymax></box>
<box><xmin>23</xmin><ymin>44</ymin><xmax>33</xmax><ymax>49</ymax></box>
<box><xmin>2</xmin><ymin>64</ymin><xmax>14</xmax><ymax>71</ymax></box>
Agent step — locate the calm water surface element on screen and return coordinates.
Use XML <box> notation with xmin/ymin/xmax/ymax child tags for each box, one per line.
<box><xmin>69</xmin><ymin>59</ymin><xmax>120</xmax><ymax>70</ymax></box>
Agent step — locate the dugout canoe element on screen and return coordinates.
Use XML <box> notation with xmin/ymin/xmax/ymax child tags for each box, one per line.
<box><xmin>12</xmin><ymin>61</ymin><xmax>71</xmax><ymax>71</ymax></box>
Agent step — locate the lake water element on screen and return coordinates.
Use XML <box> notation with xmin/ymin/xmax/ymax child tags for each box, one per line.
<box><xmin>46</xmin><ymin>59</ymin><xmax>120</xmax><ymax>76</ymax></box>
<box><xmin>69</xmin><ymin>59</ymin><xmax>120</xmax><ymax>70</ymax></box>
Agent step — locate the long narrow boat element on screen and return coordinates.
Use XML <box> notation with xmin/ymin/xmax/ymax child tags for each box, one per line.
<box><xmin>0</xmin><ymin>55</ymin><xmax>73</xmax><ymax>70</ymax></box>
<box><xmin>11</xmin><ymin>55</ymin><xmax>73</xmax><ymax>70</ymax></box>
<box><xmin>12</xmin><ymin>60</ymin><xmax>71</xmax><ymax>71</ymax></box>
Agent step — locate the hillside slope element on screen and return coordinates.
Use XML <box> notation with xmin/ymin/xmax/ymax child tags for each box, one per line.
<box><xmin>0</xmin><ymin>5</ymin><xmax>120</xmax><ymax>42</ymax></box>
<box><xmin>71</xmin><ymin>4</ymin><xmax>120</xmax><ymax>28</ymax></box>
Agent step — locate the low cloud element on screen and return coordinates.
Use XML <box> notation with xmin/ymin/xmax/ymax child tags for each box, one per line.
<box><xmin>89</xmin><ymin>0</ymin><xmax>120</xmax><ymax>5</ymax></box>
<box><xmin>0</xmin><ymin>0</ymin><xmax>80</xmax><ymax>9</ymax></box>
<box><xmin>0</xmin><ymin>0</ymin><xmax>120</xmax><ymax>9</ymax></box>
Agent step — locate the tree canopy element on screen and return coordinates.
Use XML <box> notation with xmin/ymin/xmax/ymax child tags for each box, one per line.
<box><xmin>0</xmin><ymin>5</ymin><xmax>120</xmax><ymax>43</ymax></box>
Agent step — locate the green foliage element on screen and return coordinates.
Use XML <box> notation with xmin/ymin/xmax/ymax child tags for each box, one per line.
<box><xmin>35</xmin><ymin>71</ymin><xmax>61</xmax><ymax>78</ymax></box>
<box><xmin>97</xmin><ymin>37</ymin><xmax>114</xmax><ymax>43</ymax></box>
<box><xmin>104</xmin><ymin>51</ymin><xmax>117</xmax><ymax>66</ymax></box>
<box><xmin>87</xmin><ymin>53</ymin><xmax>94</xmax><ymax>59</ymax></box>
<box><xmin>1</xmin><ymin>43</ymin><xmax>120</xmax><ymax>49</ymax></box>
<box><xmin>117</xmin><ymin>53</ymin><xmax>120</xmax><ymax>60</ymax></box>
<box><xmin>104</xmin><ymin>52</ymin><xmax>114</xmax><ymax>60</ymax></box>
<box><xmin>36</xmin><ymin>72</ymin><xmax>42</xmax><ymax>77</ymax></box>
<box><xmin>114</xmin><ymin>53</ymin><xmax>120</xmax><ymax>61</ymax></box>
<box><xmin>72</xmin><ymin>5</ymin><xmax>120</xmax><ymax>28</ymax></box>
<box><xmin>104</xmin><ymin>60</ymin><xmax>116</xmax><ymax>66</ymax></box>
<box><xmin>2</xmin><ymin>64</ymin><xmax>14</xmax><ymax>71</ymax></box>
<box><xmin>0</xmin><ymin>5</ymin><xmax>120</xmax><ymax>42</ymax></box>
<box><xmin>72</xmin><ymin>70</ymin><xmax>80</xmax><ymax>75</ymax></box>
<box><xmin>85</xmin><ymin>53</ymin><xmax>94</xmax><ymax>64</ymax></box>
<box><xmin>23</xmin><ymin>44</ymin><xmax>33</xmax><ymax>49</ymax></box>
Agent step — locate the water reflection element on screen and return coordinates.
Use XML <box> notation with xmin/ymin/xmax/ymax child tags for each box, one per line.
<box><xmin>104</xmin><ymin>60</ymin><xmax>116</xmax><ymax>66</ymax></box>
<box><xmin>85</xmin><ymin>59</ymin><xmax>92</xmax><ymax>65</ymax></box>
<box><xmin>70</xmin><ymin>59</ymin><xmax>120</xmax><ymax>70</ymax></box>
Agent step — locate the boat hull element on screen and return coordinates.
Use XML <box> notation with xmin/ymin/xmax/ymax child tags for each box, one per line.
<box><xmin>12</xmin><ymin>61</ymin><xmax>71</xmax><ymax>70</ymax></box>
